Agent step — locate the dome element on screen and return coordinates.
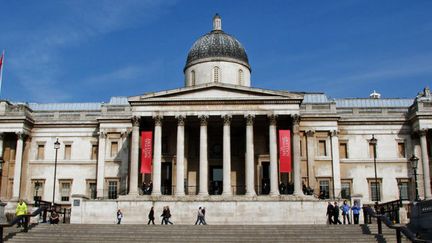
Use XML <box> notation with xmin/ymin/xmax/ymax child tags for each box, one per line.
<box><xmin>184</xmin><ymin>15</ymin><xmax>250</xmax><ymax>71</ymax></box>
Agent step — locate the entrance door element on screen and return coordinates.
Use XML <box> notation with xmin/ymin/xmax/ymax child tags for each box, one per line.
<box><xmin>261</xmin><ymin>162</ymin><xmax>270</xmax><ymax>195</ymax></box>
<box><xmin>210</xmin><ymin>166</ymin><xmax>223</xmax><ymax>195</ymax></box>
<box><xmin>161</xmin><ymin>162</ymin><xmax>172</xmax><ymax>195</ymax></box>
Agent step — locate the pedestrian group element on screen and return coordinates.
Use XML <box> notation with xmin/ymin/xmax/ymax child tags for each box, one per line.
<box><xmin>326</xmin><ymin>200</ymin><xmax>361</xmax><ymax>225</ymax></box>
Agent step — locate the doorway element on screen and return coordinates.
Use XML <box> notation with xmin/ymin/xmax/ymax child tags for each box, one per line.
<box><xmin>161</xmin><ymin>162</ymin><xmax>172</xmax><ymax>195</ymax></box>
<box><xmin>210</xmin><ymin>166</ymin><xmax>223</xmax><ymax>195</ymax></box>
<box><xmin>261</xmin><ymin>162</ymin><xmax>270</xmax><ymax>195</ymax></box>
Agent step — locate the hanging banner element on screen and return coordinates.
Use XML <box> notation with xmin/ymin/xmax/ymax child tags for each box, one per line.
<box><xmin>141</xmin><ymin>131</ymin><xmax>153</xmax><ymax>174</ymax></box>
<box><xmin>279</xmin><ymin>130</ymin><xmax>292</xmax><ymax>172</ymax></box>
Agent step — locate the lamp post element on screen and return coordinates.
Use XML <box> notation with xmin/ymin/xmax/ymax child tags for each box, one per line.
<box><xmin>410</xmin><ymin>155</ymin><xmax>420</xmax><ymax>201</ymax></box>
<box><xmin>52</xmin><ymin>138</ymin><xmax>60</xmax><ymax>206</ymax></box>
<box><xmin>370</xmin><ymin>135</ymin><xmax>379</xmax><ymax>202</ymax></box>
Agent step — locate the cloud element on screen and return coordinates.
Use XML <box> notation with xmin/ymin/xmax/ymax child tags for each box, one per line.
<box><xmin>3</xmin><ymin>0</ymin><xmax>177</xmax><ymax>102</ymax></box>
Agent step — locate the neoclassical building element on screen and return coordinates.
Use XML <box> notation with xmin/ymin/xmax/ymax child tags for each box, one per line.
<box><xmin>0</xmin><ymin>15</ymin><xmax>431</xmax><ymax>224</ymax></box>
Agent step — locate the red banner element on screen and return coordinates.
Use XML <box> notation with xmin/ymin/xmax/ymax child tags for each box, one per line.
<box><xmin>279</xmin><ymin>130</ymin><xmax>292</xmax><ymax>172</ymax></box>
<box><xmin>141</xmin><ymin>131</ymin><xmax>153</xmax><ymax>174</ymax></box>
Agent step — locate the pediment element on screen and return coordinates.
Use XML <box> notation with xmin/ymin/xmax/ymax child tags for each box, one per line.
<box><xmin>128</xmin><ymin>83</ymin><xmax>303</xmax><ymax>104</ymax></box>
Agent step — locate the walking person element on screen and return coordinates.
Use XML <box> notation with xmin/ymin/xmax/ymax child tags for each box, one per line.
<box><xmin>326</xmin><ymin>202</ymin><xmax>334</xmax><ymax>224</ymax></box>
<box><xmin>15</xmin><ymin>199</ymin><xmax>27</xmax><ymax>228</ymax></box>
<box><xmin>148</xmin><ymin>207</ymin><xmax>155</xmax><ymax>225</ymax></box>
<box><xmin>341</xmin><ymin>200</ymin><xmax>351</xmax><ymax>224</ymax></box>
<box><xmin>351</xmin><ymin>202</ymin><xmax>361</xmax><ymax>224</ymax></box>
<box><xmin>333</xmin><ymin>202</ymin><xmax>342</xmax><ymax>224</ymax></box>
<box><xmin>116</xmin><ymin>209</ymin><xmax>123</xmax><ymax>224</ymax></box>
<box><xmin>195</xmin><ymin>207</ymin><xmax>204</xmax><ymax>225</ymax></box>
<box><xmin>165</xmin><ymin>206</ymin><xmax>174</xmax><ymax>225</ymax></box>
<box><xmin>161</xmin><ymin>206</ymin><xmax>167</xmax><ymax>225</ymax></box>
<box><xmin>201</xmin><ymin>207</ymin><xmax>207</xmax><ymax>225</ymax></box>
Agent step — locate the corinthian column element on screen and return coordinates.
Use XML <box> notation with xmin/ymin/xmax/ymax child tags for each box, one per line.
<box><xmin>269</xmin><ymin>114</ymin><xmax>279</xmax><ymax>196</ymax></box>
<box><xmin>128</xmin><ymin>117</ymin><xmax>140</xmax><ymax>196</ymax></box>
<box><xmin>175</xmin><ymin>115</ymin><xmax>185</xmax><ymax>196</ymax></box>
<box><xmin>292</xmin><ymin>115</ymin><xmax>303</xmax><ymax>196</ymax></box>
<box><xmin>245</xmin><ymin>114</ymin><xmax>256</xmax><ymax>196</ymax></box>
<box><xmin>222</xmin><ymin>115</ymin><xmax>232</xmax><ymax>196</ymax></box>
<box><xmin>420</xmin><ymin>129</ymin><xmax>432</xmax><ymax>199</ymax></box>
<box><xmin>306</xmin><ymin>130</ymin><xmax>316</xmax><ymax>189</ymax></box>
<box><xmin>97</xmin><ymin>131</ymin><xmax>107</xmax><ymax>198</ymax></box>
<box><xmin>152</xmin><ymin>115</ymin><xmax>163</xmax><ymax>196</ymax></box>
<box><xmin>198</xmin><ymin>115</ymin><xmax>209</xmax><ymax>196</ymax></box>
<box><xmin>12</xmin><ymin>132</ymin><xmax>25</xmax><ymax>200</ymax></box>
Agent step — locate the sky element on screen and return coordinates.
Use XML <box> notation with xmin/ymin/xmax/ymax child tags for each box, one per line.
<box><xmin>0</xmin><ymin>0</ymin><xmax>431</xmax><ymax>103</ymax></box>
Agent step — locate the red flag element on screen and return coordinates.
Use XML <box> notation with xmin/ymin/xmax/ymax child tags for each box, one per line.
<box><xmin>279</xmin><ymin>130</ymin><xmax>292</xmax><ymax>172</ymax></box>
<box><xmin>141</xmin><ymin>131</ymin><xmax>153</xmax><ymax>174</ymax></box>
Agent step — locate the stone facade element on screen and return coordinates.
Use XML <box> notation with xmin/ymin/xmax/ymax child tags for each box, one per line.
<box><xmin>0</xmin><ymin>15</ymin><xmax>431</xmax><ymax>224</ymax></box>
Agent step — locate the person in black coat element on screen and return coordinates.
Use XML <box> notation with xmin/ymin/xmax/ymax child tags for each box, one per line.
<box><xmin>147</xmin><ymin>207</ymin><xmax>155</xmax><ymax>225</ymax></box>
<box><xmin>326</xmin><ymin>202</ymin><xmax>334</xmax><ymax>224</ymax></box>
<box><xmin>333</xmin><ymin>202</ymin><xmax>342</xmax><ymax>224</ymax></box>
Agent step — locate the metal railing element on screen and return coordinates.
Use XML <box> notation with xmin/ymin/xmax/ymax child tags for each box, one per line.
<box><xmin>363</xmin><ymin>205</ymin><xmax>431</xmax><ymax>243</ymax></box>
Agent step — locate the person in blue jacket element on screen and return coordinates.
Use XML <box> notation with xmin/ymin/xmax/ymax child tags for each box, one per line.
<box><xmin>351</xmin><ymin>202</ymin><xmax>361</xmax><ymax>224</ymax></box>
<box><xmin>341</xmin><ymin>200</ymin><xmax>351</xmax><ymax>224</ymax></box>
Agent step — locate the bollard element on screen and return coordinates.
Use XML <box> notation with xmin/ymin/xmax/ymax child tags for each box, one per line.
<box><xmin>377</xmin><ymin>217</ymin><xmax>382</xmax><ymax>235</ymax></box>
<box><xmin>396</xmin><ymin>228</ymin><xmax>401</xmax><ymax>243</ymax></box>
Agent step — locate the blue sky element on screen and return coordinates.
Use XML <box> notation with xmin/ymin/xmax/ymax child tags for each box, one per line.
<box><xmin>0</xmin><ymin>0</ymin><xmax>431</xmax><ymax>103</ymax></box>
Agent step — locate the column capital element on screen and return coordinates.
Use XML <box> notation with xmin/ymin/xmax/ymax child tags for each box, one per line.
<box><xmin>305</xmin><ymin>130</ymin><xmax>315</xmax><ymax>137</ymax></box>
<box><xmin>419</xmin><ymin>129</ymin><xmax>428</xmax><ymax>137</ymax></box>
<box><xmin>153</xmin><ymin>115</ymin><xmax>163</xmax><ymax>126</ymax></box>
<box><xmin>330</xmin><ymin>130</ymin><xmax>338</xmax><ymax>137</ymax></box>
<box><xmin>223</xmin><ymin>114</ymin><xmax>232</xmax><ymax>125</ymax></box>
<box><xmin>98</xmin><ymin>131</ymin><xmax>107</xmax><ymax>139</ymax></box>
<box><xmin>268</xmin><ymin>114</ymin><xmax>277</xmax><ymax>126</ymax></box>
<box><xmin>245</xmin><ymin>114</ymin><xmax>255</xmax><ymax>126</ymax></box>
<box><xmin>131</xmin><ymin>116</ymin><xmax>140</xmax><ymax>127</ymax></box>
<box><xmin>292</xmin><ymin>114</ymin><xmax>300</xmax><ymax>125</ymax></box>
<box><xmin>199</xmin><ymin>115</ymin><xmax>209</xmax><ymax>126</ymax></box>
<box><xmin>176</xmin><ymin>115</ymin><xmax>186</xmax><ymax>126</ymax></box>
<box><xmin>15</xmin><ymin>132</ymin><xmax>27</xmax><ymax>140</ymax></box>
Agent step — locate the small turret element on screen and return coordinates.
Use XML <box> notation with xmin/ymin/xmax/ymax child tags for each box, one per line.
<box><xmin>370</xmin><ymin>90</ymin><xmax>381</xmax><ymax>99</ymax></box>
<box><xmin>213</xmin><ymin>13</ymin><xmax>222</xmax><ymax>31</ymax></box>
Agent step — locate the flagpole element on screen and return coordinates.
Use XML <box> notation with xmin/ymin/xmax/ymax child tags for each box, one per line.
<box><xmin>0</xmin><ymin>50</ymin><xmax>4</xmax><ymax>98</ymax></box>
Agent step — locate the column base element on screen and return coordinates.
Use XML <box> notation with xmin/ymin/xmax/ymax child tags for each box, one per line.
<box><xmin>222</xmin><ymin>192</ymin><xmax>233</xmax><ymax>197</ymax></box>
<box><xmin>151</xmin><ymin>192</ymin><xmax>162</xmax><ymax>196</ymax></box>
<box><xmin>175</xmin><ymin>192</ymin><xmax>185</xmax><ymax>197</ymax></box>
<box><xmin>198</xmin><ymin>192</ymin><xmax>209</xmax><ymax>197</ymax></box>
<box><xmin>269</xmin><ymin>191</ymin><xmax>280</xmax><ymax>196</ymax></box>
<box><xmin>245</xmin><ymin>191</ymin><xmax>256</xmax><ymax>197</ymax></box>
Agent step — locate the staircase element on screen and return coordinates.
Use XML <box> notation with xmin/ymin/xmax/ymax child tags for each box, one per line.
<box><xmin>5</xmin><ymin>224</ymin><xmax>409</xmax><ymax>243</ymax></box>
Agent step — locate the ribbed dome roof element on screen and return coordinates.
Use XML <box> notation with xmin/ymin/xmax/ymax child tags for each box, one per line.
<box><xmin>184</xmin><ymin>15</ymin><xmax>250</xmax><ymax>71</ymax></box>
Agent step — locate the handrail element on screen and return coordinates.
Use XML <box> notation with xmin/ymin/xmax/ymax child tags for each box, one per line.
<box><xmin>363</xmin><ymin>206</ymin><xmax>431</xmax><ymax>243</ymax></box>
<box><xmin>0</xmin><ymin>204</ymin><xmax>49</xmax><ymax>243</ymax></box>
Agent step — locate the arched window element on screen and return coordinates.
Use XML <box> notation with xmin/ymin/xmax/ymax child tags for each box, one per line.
<box><xmin>213</xmin><ymin>66</ymin><xmax>220</xmax><ymax>83</ymax></box>
<box><xmin>191</xmin><ymin>70</ymin><xmax>196</xmax><ymax>86</ymax></box>
<box><xmin>238</xmin><ymin>69</ymin><xmax>243</xmax><ymax>85</ymax></box>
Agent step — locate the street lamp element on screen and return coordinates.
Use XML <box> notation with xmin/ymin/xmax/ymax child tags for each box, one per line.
<box><xmin>370</xmin><ymin>135</ymin><xmax>379</xmax><ymax>202</ymax></box>
<box><xmin>52</xmin><ymin>138</ymin><xmax>60</xmax><ymax>206</ymax></box>
<box><xmin>410</xmin><ymin>155</ymin><xmax>420</xmax><ymax>201</ymax></box>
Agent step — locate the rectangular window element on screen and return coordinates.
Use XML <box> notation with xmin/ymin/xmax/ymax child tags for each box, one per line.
<box><xmin>341</xmin><ymin>181</ymin><xmax>351</xmax><ymax>199</ymax></box>
<box><xmin>370</xmin><ymin>181</ymin><xmax>381</xmax><ymax>201</ymax></box>
<box><xmin>319</xmin><ymin>180</ymin><xmax>330</xmax><ymax>199</ymax></box>
<box><xmin>37</xmin><ymin>144</ymin><xmax>45</xmax><ymax>160</ymax></box>
<box><xmin>398</xmin><ymin>179</ymin><xmax>410</xmax><ymax>201</ymax></box>
<box><xmin>339</xmin><ymin>142</ymin><xmax>347</xmax><ymax>159</ymax></box>
<box><xmin>64</xmin><ymin>144</ymin><xmax>72</xmax><ymax>160</ymax></box>
<box><xmin>88</xmin><ymin>181</ymin><xmax>97</xmax><ymax>199</ymax></box>
<box><xmin>398</xmin><ymin>142</ymin><xmax>406</xmax><ymax>158</ymax></box>
<box><xmin>91</xmin><ymin>144</ymin><xmax>98</xmax><ymax>160</ymax></box>
<box><xmin>60</xmin><ymin>181</ymin><xmax>71</xmax><ymax>201</ymax></box>
<box><xmin>369</xmin><ymin>143</ymin><xmax>376</xmax><ymax>159</ymax></box>
<box><xmin>318</xmin><ymin>140</ymin><xmax>327</xmax><ymax>156</ymax></box>
<box><xmin>108</xmin><ymin>180</ymin><xmax>118</xmax><ymax>199</ymax></box>
<box><xmin>110</xmin><ymin>141</ymin><xmax>118</xmax><ymax>158</ymax></box>
<box><xmin>32</xmin><ymin>180</ymin><xmax>45</xmax><ymax>199</ymax></box>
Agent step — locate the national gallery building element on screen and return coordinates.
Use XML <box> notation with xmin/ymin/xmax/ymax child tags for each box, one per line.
<box><xmin>0</xmin><ymin>15</ymin><xmax>431</xmax><ymax>224</ymax></box>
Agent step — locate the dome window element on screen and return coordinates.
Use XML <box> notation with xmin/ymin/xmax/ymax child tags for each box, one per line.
<box><xmin>191</xmin><ymin>70</ymin><xmax>196</xmax><ymax>86</ymax></box>
<box><xmin>238</xmin><ymin>69</ymin><xmax>244</xmax><ymax>85</ymax></box>
<box><xmin>213</xmin><ymin>66</ymin><xmax>220</xmax><ymax>83</ymax></box>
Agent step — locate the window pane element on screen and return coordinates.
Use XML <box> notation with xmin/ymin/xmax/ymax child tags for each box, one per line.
<box><xmin>339</xmin><ymin>143</ymin><xmax>347</xmax><ymax>159</ymax></box>
<box><xmin>399</xmin><ymin>182</ymin><xmax>409</xmax><ymax>200</ymax></box>
<box><xmin>318</xmin><ymin>141</ymin><xmax>326</xmax><ymax>156</ymax></box>
<box><xmin>108</xmin><ymin>181</ymin><xmax>118</xmax><ymax>199</ymax></box>
<box><xmin>370</xmin><ymin>181</ymin><xmax>381</xmax><ymax>201</ymax></box>
<box><xmin>89</xmin><ymin>183</ymin><xmax>97</xmax><ymax>199</ymax></box>
<box><xmin>319</xmin><ymin>180</ymin><xmax>330</xmax><ymax>199</ymax></box>
<box><xmin>33</xmin><ymin>181</ymin><xmax>44</xmax><ymax>199</ymax></box>
<box><xmin>61</xmin><ymin>182</ymin><xmax>71</xmax><ymax>201</ymax></box>
<box><xmin>398</xmin><ymin>143</ymin><xmax>405</xmax><ymax>158</ymax></box>
<box><xmin>341</xmin><ymin>182</ymin><xmax>351</xmax><ymax>199</ymax></box>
